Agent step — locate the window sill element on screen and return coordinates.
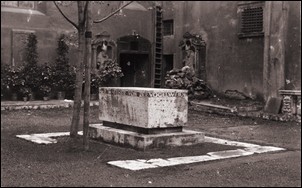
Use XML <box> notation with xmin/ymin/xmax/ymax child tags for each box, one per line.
<box><xmin>163</xmin><ymin>35</ymin><xmax>174</xmax><ymax>38</ymax></box>
<box><xmin>237</xmin><ymin>32</ymin><xmax>264</xmax><ymax>39</ymax></box>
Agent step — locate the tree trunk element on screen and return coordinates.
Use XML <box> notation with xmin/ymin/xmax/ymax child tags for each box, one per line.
<box><xmin>83</xmin><ymin>2</ymin><xmax>92</xmax><ymax>151</ymax></box>
<box><xmin>70</xmin><ymin>1</ymin><xmax>86</xmax><ymax>139</ymax></box>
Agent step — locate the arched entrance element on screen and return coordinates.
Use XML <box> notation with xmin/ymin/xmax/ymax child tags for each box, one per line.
<box><xmin>117</xmin><ymin>34</ymin><xmax>152</xmax><ymax>87</ymax></box>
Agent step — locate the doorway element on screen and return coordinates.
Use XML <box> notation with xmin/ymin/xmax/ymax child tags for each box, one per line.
<box><xmin>120</xmin><ymin>53</ymin><xmax>149</xmax><ymax>87</ymax></box>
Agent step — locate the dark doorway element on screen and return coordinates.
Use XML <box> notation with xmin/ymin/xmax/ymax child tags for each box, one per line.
<box><xmin>163</xmin><ymin>54</ymin><xmax>174</xmax><ymax>76</ymax></box>
<box><xmin>120</xmin><ymin>53</ymin><xmax>149</xmax><ymax>87</ymax></box>
<box><xmin>117</xmin><ymin>35</ymin><xmax>151</xmax><ymax>87</ymax></box>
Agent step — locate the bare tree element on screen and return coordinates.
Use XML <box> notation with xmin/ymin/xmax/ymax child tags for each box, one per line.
<box><xmin>83</xmin><ymin>1</ymin><xmax>92</xmax><ymax>150</ymax></box>
<box><xmin>53</xmin><ymin>1</ymin><xmax>134</xmax><ymax>150</ymax></box>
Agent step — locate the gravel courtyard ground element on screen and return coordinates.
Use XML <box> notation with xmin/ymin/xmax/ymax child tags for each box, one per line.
<box><xmin>1</xmin><ymin>106</ymin><xmax>301</xmax><ymax>187</ymax></box>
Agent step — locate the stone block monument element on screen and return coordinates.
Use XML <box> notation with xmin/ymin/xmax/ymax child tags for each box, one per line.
<box><xmin>89</xmin><ymin>87</ymin><xmax>204</xmax><ymax>150</ymax></box>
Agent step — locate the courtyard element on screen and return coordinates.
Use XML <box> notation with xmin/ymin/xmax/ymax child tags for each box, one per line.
<box><xmin>1</xmin><ymin>1</ymin><xmax>301</xmax><ymax>187</ymax></box>
<box><xmin>1</xmin><ymin>106</ymin><xmax>300</xmax><ymax>187</ymax></box>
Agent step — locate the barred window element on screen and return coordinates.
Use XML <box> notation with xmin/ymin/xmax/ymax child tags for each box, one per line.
<box><xmin>238</xmin><ymin>2</ymin><xmax>264</xmax><ymax>38</ymax></box>
<box><xmin>163</xmin><ymin>20</ymin><xmax>174</xmax><ymax>36</ymax></box>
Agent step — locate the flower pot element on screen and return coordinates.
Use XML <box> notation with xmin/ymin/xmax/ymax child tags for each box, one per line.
<box><xmin>23</xmin><ymin>96</ymin><xmax>28</xmax><ymax>101</ymax></box>
<box><xmin>91</xmin><ymin>93</ymin><xmax>98</xmax><ymax>101</ymax></box>
<box><xmin>43</xmin><ymin>96</ymin><xmax>49</xmax><ymax>101</ymax></box>
<box><xmin>12</xmin><ymin>93</ymin><xmax>18</xmax><ymax>101</ymax></box>
<box><xmin>57</xmin><ymin>91</ymin><xmax>65</xmax><ymax>100</ymax></box>
<box><xmin>29</xmin><ymin>92</ymin><xmax>35</xmax><ymax>101</ymax></box>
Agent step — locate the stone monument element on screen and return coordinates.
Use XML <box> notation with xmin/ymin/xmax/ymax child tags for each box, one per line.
<box><xmin>88</xmin><ymin>87</ymin><xmax>205</xmax><ymax>150</ymax></box>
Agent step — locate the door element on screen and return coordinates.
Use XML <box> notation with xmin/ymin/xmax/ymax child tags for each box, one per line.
<box><xmin>120</xmin><ymin>53</ymin><xmax>149</xmax><ymax>87</ymax></box>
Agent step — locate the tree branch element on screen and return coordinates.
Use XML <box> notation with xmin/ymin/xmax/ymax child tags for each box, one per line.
<box><xmin>53</xmin><ymin>1</ymin><xmax>79</xmax><ymax>30</ymax></box>
<box><xmin>93</xmin><ymin>1</ymin><xmax>134</xmax><ymax>24</ymax></box>
<box><xmin>83</xmin><ymin>1</ymin><xmax>89</xmax><ymax>26</ymax></box>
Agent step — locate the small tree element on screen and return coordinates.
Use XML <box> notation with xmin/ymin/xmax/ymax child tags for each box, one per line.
<box><xmin>2</xmin><ymin>65</ymin><xmax>25</xmax><ymax>96</ymax></box>
<box><xmin>39</xmin><ymin>62</ymin><xmax>54</xmax><ymax>98</ymax></box>
<box><xmin>22</xmin><ymin>33</ymin><xmax>42</xmax><ymax>96</ymax></box>
<box><xmin>24</xmin><ymin>33</ymin><xmax>38</xmax><ymax>66</ymax></box>
<box><xmin>52</xmin><ymin>34</ymin><xmax>76</xmax><ymax>98</ymax></box>
<box><xmin>53</xmin><ymin>1</ymin><xmax>137</xmax><ymax>150</ymax></box>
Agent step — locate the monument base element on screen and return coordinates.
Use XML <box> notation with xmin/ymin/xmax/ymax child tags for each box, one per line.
<box><xmin>88</xmin><ymin>123</ymin><xmax>205</xmax><ymax>151</ymax></box>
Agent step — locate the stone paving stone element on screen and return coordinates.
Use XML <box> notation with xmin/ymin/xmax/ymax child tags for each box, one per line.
<box><xmin>107</xmin><ymin>160</ymin><xmax>158</xmax><ymax>171</ymax></box>
<box><xmin>207</xmin><ymin>149</ymin><xmax>254</xmax><ymax>159</ymax></box>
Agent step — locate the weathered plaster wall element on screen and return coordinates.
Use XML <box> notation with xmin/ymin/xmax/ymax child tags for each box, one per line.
<box><xmin>1</xmin><ymin>2</ymin><xmax>76</xmax><ymax>66</ymax></box>
<box><xmin>1</xmin><ymin>1</ymin><xmax>152</xmax><ymax>67</ymax></box>
<box><xmin>91</xmin><ymin>5</ymin><xmax>153</xmax><ymax>45</ymax></box>
<box><xmin>285</xmin><ymin>1</ymin><xmax>301</xmax><ymax>90</ymax></box>
<box><xmin>163</xmin><ymin>1</ymin><xmax>264</xmax><ymax>99</ymax></box>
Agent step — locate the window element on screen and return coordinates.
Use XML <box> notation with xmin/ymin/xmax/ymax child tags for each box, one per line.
<box><xmin>237</xmin><ymin>2</ymin><xmax>264</xmax><ymax>38</ymax></box>
<box><xmin>1</xmin><ymin>1</ymin><xmax>35</xmax><ymax>9</ymax></box>
<box><xmin>163</xmin><ymin>19</ymin><xmax>174</xmax><ymax>36</ymax></box>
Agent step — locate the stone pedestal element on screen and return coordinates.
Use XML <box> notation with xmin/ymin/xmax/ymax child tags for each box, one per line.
<box><xmin>279</xmin><ymin>90</ymin><xmax>301</xmax><ymax>118</ymax></box>
<box><xmin>89</xmin><ymin>87</ymin><xmax>205</xmax><ymax>150</ymax></box>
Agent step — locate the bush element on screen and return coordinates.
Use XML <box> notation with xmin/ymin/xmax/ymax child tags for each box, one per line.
<box><xmin>19</xmin><ymin>86</ymin><xmax>32</xmax><ymax>98</ymax></box>
<box><xmin>90</xmin><ymin>59</ymin><xmax>123</xmax><ymax>94</ymax></box>
<box><xmin>4</xmin><ymin>66</ymin><xmax>25</xmax><ymax>93</ymax></box>
<box><xmin>24</xmin><ymin>33</ymin><xmax>38</xmax><ymax>66</ymax></box>
<box><xmin>165</xmin><ymin>66</ymin><xmax>213</xmax><ymax>100</ymax></box>
<box><xmin>39</xmin><ymin>63</ymin><xmax>54</xmax><ymax>96</ymax></box>
<box><xmin>39</xmin><ymin>85</ymin><xmax>52</xmax><ymax>96</ymax></box>
<box><xmin>52</xmin><ymin>34</ymin><xmax>75</xmax><ymax>98</ymax></box>
<box><xmin>22</xmin><ymin>33</ymin><xmax>42</xmax><ymax>93</ymax></box>
<box><xmin>1</xmin><ymin>64</ymin><xmax>9</xmax><ymax>97</ymax></box>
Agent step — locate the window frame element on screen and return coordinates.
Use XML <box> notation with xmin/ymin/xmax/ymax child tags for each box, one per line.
<box><xmin>237</xmin><ymin>1</ymin><xmax>265</xmax><ymax>38</ymax></box>
<box><xmin>163</xmin><ymin>19</ymin><xmax>174</xmax><ymax>37</ymax></box>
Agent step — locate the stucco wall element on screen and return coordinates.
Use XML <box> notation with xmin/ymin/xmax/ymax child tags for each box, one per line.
<box><xmin>284</xmin><ymin>1</ymin><xmax>301</xmax><ymax>90</ymax></box>
<box><xmin>1</xmin><ymin>1</ymin><xmax>300</xmax><ymax>98</ymax></box>
<box><xmin>163</xmin><ymin>1</ymin><xmax>264</xmax><ymax>99</ymax></box>
<box><xmin>1</xmin><ymin>1</ymin><xmax>152</xmax><ymax>67</ymax></box>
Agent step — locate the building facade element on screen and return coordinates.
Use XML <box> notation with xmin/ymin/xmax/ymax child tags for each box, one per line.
<box><xmin>1</xmin><ymin>1</ymin><xmax>301</xmax><ymax>102</ymax></box>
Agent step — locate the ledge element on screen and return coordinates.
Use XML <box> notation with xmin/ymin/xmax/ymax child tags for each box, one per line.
<box><xmin>190</xmin><ymin>101</ymin><xmax>301</xmax><ymax>123</ymax></box>
<box><xmin>1</xmin><ymin>7</ymin><xmax>45</xmax><ymax>15</ymax></box>
<box><xmin>279</xmin><ymin>90</ymin><xmax>301</xmax><ymax>96</ymax></box>
<box><xmin>1</xmin><ymin>100</ymin><xmax>99</xmax><ymax>111</ymax></box>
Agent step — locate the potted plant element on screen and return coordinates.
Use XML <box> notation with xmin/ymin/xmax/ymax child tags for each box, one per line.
<box><xmin>52</xmin><ymin>34</ymin><xmax>75</xmax><ymax>100</ymax></box>
<box><xmin>98</xmin><ymin>59</ymin><xmax>123</xmax><ymax>86</ymax></box>
<box><xmin>22</xmin><ymin>33</ymin><xmax>41</xmax><ymax>100</ymax></box>
<box><xmin>90</xmin><ymin>73</ymin><xmax>103</xmax><ymax>100</ymax></box>
<box><xmin>19</xmin><ymin>86</ymin><xmax>32</xmax><ymax>101</ymax></box>
<box><xmin>4</xmin><ymin>66</ymin><xmax>25</xmax><ymax>101</ymax></box>
<box><xmin>40</xmin><ymin>63</ymin><xmax>54</xmax><ymax>100</ymax></box>
<box><xmin>40</xmin><ymin>85</ymin><xmax>52</xmax><ymax>101</ymax></box>
<box><xmin>1</xmin><ymin>63</ymin><xmax>10</xmax><ymax>100</ymax></box>
<box><xmin>90</xmin><ymin>60</ymin><xmax>123</xmax><ymax>100</ymax></box>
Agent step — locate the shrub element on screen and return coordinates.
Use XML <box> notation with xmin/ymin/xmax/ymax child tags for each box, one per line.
<box><xmin>4</xmin><ymin>66</ymin><xmax>25</xmax><ymax>93</ymax></box>
<box><xmin>39</xmin><ymin>62</ymin><xmax>54</xmax><ymax>96</ymax></box>
<box><xmin>22</xmin><ymin>33</ymin><xmax>42</xmax><ymax>93</ymax></box>
<box><xmin>98</xmin><ymin>59</ymin><xmax>123</xmax><ymax>84</ymax></box>
<box><xmin>52</xmin><ymin>34</ymin><xmax>75</xmax><ymax>97</ymax></box>
<box><xmin>39</xmin><ymin>85</ymin><xmax>52</xmax><ymax>96</ymax></box>
<box><xmin>24</xmin><ymin>33</ymin><xmax>38</xmax><ymax>66</ymax></box>
<box><xmin>90</xmin><ymin>59</ymin><xmax>123</xmax><ymax>94</ymax></box>
<box><xmin>19</xmin><ymin>86</ymin><xmax>32</xmax><ymax>98</ymax></box>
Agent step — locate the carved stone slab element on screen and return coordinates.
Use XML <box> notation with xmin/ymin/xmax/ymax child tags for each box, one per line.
<box><xmin>98</xmin><ymin>87</ymin><xmax>188</xmax><ymax>129</ymax></box>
